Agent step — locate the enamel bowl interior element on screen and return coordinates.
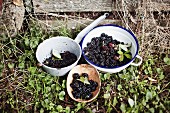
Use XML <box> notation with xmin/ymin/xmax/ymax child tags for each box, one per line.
<box><xmin>67</xmin><ymin>64</ymin><xmax>101</xmax><ymax>102</ymax></box>
<box><xmin>36</xmin><ymin>36</ymin><xmax>81</xmax><ymax>76</ymax></box>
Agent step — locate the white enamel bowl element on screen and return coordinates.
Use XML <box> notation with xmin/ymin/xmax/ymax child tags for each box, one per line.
<box><xmin>36</xmin><ymin>36</ymin><xmax>81</xmax><ymax>76</ymax></box>
<box><xmin>81</xmin><ymin>24</ymin><xmax>142</xmax><ymax>73</ymax></box>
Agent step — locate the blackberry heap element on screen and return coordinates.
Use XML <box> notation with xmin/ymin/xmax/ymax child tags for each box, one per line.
<box><xmin>43</xmin><ymin>51</ymin><xmax>77</xmax><ymax>68</ymax></box>
<box><xmin>83</xmin><ymin>33</ymin><xmax>132</xmax><ymax>68</ymax></box>
<box><xmin>70</xmin><ymin>73</ymin><xmax>98</xmax><ymax>100</ymax></box>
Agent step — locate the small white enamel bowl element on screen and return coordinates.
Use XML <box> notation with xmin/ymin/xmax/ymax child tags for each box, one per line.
<box><xmin>81</xmin><ymin>24</ymin><xmax>142</xmax><ymax>73</ymax></box>
<box><xmin>36</xmin><ymin>36</ymin><xmax>81</xmax><ymax>76</ymax></box>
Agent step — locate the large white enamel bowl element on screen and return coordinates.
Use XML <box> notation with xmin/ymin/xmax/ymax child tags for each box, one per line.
<box><xmin>81</xmin><ymin>24</ymin><xmax>142</xmax><ymax>73</ymax></box>
<box><xmin>36</xmin><ymin>36</ymin><xmax>81</xmax><ymax>76</ymax></box>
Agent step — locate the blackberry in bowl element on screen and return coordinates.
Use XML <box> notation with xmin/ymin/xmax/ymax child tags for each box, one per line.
<box><xmin>81</xmin><ymin>24</ymin><xmax>142</xmax><ymax>73</ymax></box>
<box><xmin>43</xmin><ymin>51</ymin><xmax>77</xmax><ymax>68</ymax></box>
<box><xmin>67</xmin><ymin>64</ymin><xmax>101</xmax><ymax>102</ymax></box>
<box><xmin>36</xmin><ymin>36</ymin><xmax>81</xmax><ymax>76</ymax></box>
<box><xmin>83</xmin><ymin>33</ymin><xmax>132</xmax><ymax>68</ymax></box>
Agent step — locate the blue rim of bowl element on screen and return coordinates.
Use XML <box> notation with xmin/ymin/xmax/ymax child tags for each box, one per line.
<box><xmin>81</xmin><ymin>24</ymin><xmax>139</xmax><ymax>69</ymax></box>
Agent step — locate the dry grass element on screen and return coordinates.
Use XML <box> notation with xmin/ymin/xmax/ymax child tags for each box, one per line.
<box><xmin>114</xmin><ymin>0</ymin><xmax>170</xmax><ymax>57</ymax></box>
<box><xmin>31</xmin><ymin>0</ymin><xmax>170</xmax><ymax>58</ymax></box>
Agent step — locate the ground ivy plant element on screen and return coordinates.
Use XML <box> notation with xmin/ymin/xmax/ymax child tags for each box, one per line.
<box><xmin>0</xmin><ymin>20</ymin><xmax>169</xmax><ymax>113</ymax></box>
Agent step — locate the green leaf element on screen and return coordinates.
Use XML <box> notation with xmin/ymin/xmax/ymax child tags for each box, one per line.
<box><xmin>105</xmin><ymin>84</ymin><xmax>111</xmax><ymax>91</ymax></box>
<box><xmin>56</xmin><ymin>84</ymin><xmax>61</xmax><ymax>91</ymax></box>
<box><xmin>159</xmin><ymin>73</ymin><xmax>164</xmax><ymax>80</ymax></box>
<box><xmin>113</xmin><ymin>97</ymin><xmax>118</xmax><ymax>106</ymax></box>
<box><xmin>51</xmin><ymin>84</ymin><xmax>56</xmax><ymax>90</ymax></box>
<box><xmin>30</xmin><ymin>40</ymin><xmax>38</xmax><ymax>48</ymax></box>
<box><xmin>146</xmin><ymin>91</ymin><xmax>152</xmax><ymax>102</ymax></box>
<box><xmin>119</xmin><ymin>43</ymin><xmax>131</xmax><ymax>51</ymax></box>
<box><xmin>144</xmin><ymin>69</ymin><xmax>149</xmax><ymax>75</ymax></box>
<box><xmin>29</xmin><ymin>80</ymin><xmax>35</xmax><ymax>88</ymax></box>
<box><xmin>119</xmin><ymin>54</ymin><xmax>124</xmax><ymax>62</ymax></box>
<box><xmin>40</xmin><ymin>108</ymin><xmax>44</xmax><ymax>113</ymax></box>
<box><xmin>104</xmin><ymin>93</ymin><xmax>110</xmax><ymax>99</ymax></box>
<box><xmin>8</xmin><ymin>63</ymin><xmax>14</xmax><ymax>69</ymax></box>
<box><xmin>52</xmin><ymin>49</ymin><xmax>62</xmax><ymax>59</ymax></box>
<box><xmin>28</xmin><ymin>67</ymin><xmax>37</xmax><ymax>75</ymax></box>
<box><xmin>118</xmin><ymin>50</ymin><xmax>123</xmax><ymax>54</ymax></box>
<box><xmin>19</xmin><ymin>62</ymin><xmax>25</xmax><ymax>69</ymax></box>
<box><xmin>142</xmin><ymin>98</ymin><xmax>146</xmax><ymax>106</ymax></box>
<box><xmin>78</xmin><ymin>76</ymin><xmax>90</xmax><ymax>84</ymax></box>
<box><xmin>56</xmin><ymin>105</ymin><xmax>63</xmax><ymax>112</ymax></box>
<box><xmin>36</xmin><ymin>85</ymin><xmax>41</xmax><ymax>92</ymax></box>
<box><xmin>120</xmin><ymin>103</ymin><xmax>126</xmax><ymax>113</ymax></box>
<box><xmin>49</xmin><ymin>102</ymin><xmax>55</xmax><ymax>110</ymax></box>
<box><xmin>128</xmin><ymin>98</ymin><xmax>134</xmax><ymax>107</ymax></box>
<box><xmin>59</xmin><ymin>91</ymin><xmax>65</xmax><ymax>100</ymax></box>
<box><xmin>45</xmin><ymin>87</ymin><xmax>51</xmax><ymax>93</ymax></box>
<box><xmin>24</xmin><ymin>38</ymin><xmax>29</xmax><ymax>46</ymax></box>
<box><xmin>148</xmin><ymin>66</ymin><xmax>153</xmax><ymax>74</ymax></box>
<box><xmin>75</xmin><ymin>103</ymin><xmax>82</xmax><ymax>112</ymax></box>
<box><xmin>62</xmin><ymin>80</ymin><xmax>66</xmax><ymax>88</ymax></box>
<box><xmin>159</xmin><ymin>110</ymin><xmax>163</xmax><ymax>113</ymax></box>
<box><xmin>149</xmin><ymin>108</ymin><xmax>155</xmax><ymax>113</ymax></box>
<box><xmin>44</xmin><ymin>99</ymin><xmax>49</xmax><ymax>104</ymax></box>
<box><xmin>156</xmin><ymin>68</ymin><xmax>162</xmax><ymax>74</ymax></box>
<box><xmin>8</xmin><ymin>49</ymin><xmax>12</xmax><ymax>54</ymax></box>
<box><xmin>104</xmin><ymin>73</ymin><xmax>110</xmax><ymax>80</ymax></box>
<box><xmin>163</xmin><ymin>57</ymin><xmax>170</xmax><ymax>65</ymax></box>
<box><xmin>65</xmin><ymin>106</ymin><xmax>71</xmax><ymax>113</ymax></box>
<box><xmin>117</xmin><ymin>84</ymin><xmax>122</xmax><ymax>91</ymax></box>
<box><xmin>86</xmin><ymin>108</ymin><xmax>93</xmax><ymax>113</ymax></box>
<box><xmin>124</xmin><ymin>53</ymin><xmax>132</xmax><ymax>59</ymax></box>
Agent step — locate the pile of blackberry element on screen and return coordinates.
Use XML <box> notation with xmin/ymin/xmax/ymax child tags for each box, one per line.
<box><xmin>83</xmin><ymin>33</ymin><xmax>131</xmax><ymax>67</ymax></box>
<box><xmin>43</xmin><ymin>51</ymin><xmax>77</xmax><ymax>68</ymax></box>
<box><xmin>70</xmin><ymin>73</ymin><xmax>98</xmax><ymax>100</ymax></box>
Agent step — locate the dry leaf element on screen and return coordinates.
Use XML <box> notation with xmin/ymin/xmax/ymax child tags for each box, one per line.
<box><xmin>0</xmin><ymin>0</ymin><xmax>2</xmax><ymax>15</ymax></box>
<box><xmin>13</xmin><ymin>0</ymin><xmax>22</xmax><ymax>6</ymax></box>
<box><xmin>130</xmin><ymin>15</ymin><xmax>137</xmax><ymax>24</ymax></box>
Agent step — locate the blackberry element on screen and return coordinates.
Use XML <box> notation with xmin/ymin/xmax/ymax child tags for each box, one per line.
<box><xmin>87</xmin><ymin>42</ymin><xmax>91</xmax><ymax>47</ymax></box>
<box><xmin>83</xmin><ymin>33</ymin><xmax>132</xmax><ymax>68</ymax></box>
<box><xmin>102</xmin><ymin>46</ymin><xmax>109</xmax><ymax>51</ymax></box>
<box><xmin>85</xmin><ymin>87</ymin><xmax>92</xmax><ymax>93</ymax></box>
<box><xmin>91</xmin><ymin>86</ymin><xmax>96</xmax><ymax>92</ymax></box>
<box><xmin>73</xmin><ymin>73</ymin><xmax>80</xmax><ymax>79</ymax></box>
<box><xmin>101</xmin><ymin>36</ymin><xmax>106</xmax><ymax>41</ymax></box>
<box><xmin>93</xmin><ymin>81</ymin><xmax>98</xmax><ymax>87</ymax></box>
<box><xmin>96</xmin><ymin>38</ymin><xmax>100</xmax><ymax>46</ymax></box>
<box><xmin>105</xmin><ymin>59</ymin><xmax>110</xmax><ymax>66</ymax></box>
<box><xmin>107</xmin><ymin>36</ymin><xmax>113</xmax><ymax>42</ymax></box>
<box><xmin>70</xmin><ymin>83</ymin><xmax>74</xmax><ymax>88</ymax></box>
<box><xmin>101</xmin><ymin>33</ymin><xmax>106</xmax><ymax>37</ymax></box>
<box><xmin>112</xmin><ymin>39</ymin><xmax>118</xmax><ymax>44</ymax></box>
<box><xmin>110</xmin><ymin>48</ymin><xmax>115</xmax><ymax>54</ymax></box>
<box><xmin>85</xmin><ymin>93</ymin><xmax>93</xmax><ymax>100</ymax></box>
<box><xmin>82</xmin><ymin>73</ymin><xmax>88</xmax><ymax>78</ymax></box>
<box><xmin>72</xmin><ymin>91</ymin><xmax>81</xmax><ymax>99</ymax></box>
<box><xmin>43</xmin><ymin>51</ymin><xmax>77</xmax><ymax>68</ymax></box>
<box><xmin>71</xmin><ymin>73</ymin><xmax>98</xmax><ymax>100</ymax></box>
